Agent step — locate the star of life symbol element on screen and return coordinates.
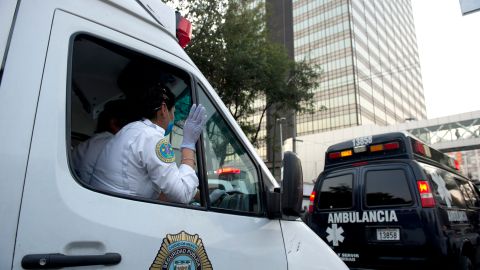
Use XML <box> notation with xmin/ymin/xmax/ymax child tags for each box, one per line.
<box><xmin>431</xmin><ymin>172</ymin><xmax>452</xmax><ymax>207</ymax></box>
<box><xmin>326</xmin><ymin>224</ymin><xmax>344</xmax><ymax>246</ymax></box>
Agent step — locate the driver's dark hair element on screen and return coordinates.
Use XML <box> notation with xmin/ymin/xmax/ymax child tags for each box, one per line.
<box><xmin>96</xmin><ymin>99</ymin><xmax>132</xmax><ymax>133</ymax></box>
<box><xmin>136</xmin><ymin>83</ymin><xmax>175</xmax><ymax>120</ymax></box>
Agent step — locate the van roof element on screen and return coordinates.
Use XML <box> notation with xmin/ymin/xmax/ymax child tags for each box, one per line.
<box><xmin>326</xmin><ymin>132</ymin><xmax>410</xmax><ymax>153</ymax></box>
<box><xmin>105</xmin><ymin>0</ymin><xmax>177</xmax><ymax>39</ymax></box>
<box><xmin>324</xmin><ymin>131</ymin><xmax>461</xmax><ymax>174</ymax></box>
<box><xmin>1</xmin><ymin>0</ymin><xmax>180</xmax><ymax>71</ymax></box>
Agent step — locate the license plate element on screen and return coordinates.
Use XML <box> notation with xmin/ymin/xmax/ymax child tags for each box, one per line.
<box><xmin>376</xmin><ymin>228</ymin><xmax>400</xmax><ymax>241</ymax></box>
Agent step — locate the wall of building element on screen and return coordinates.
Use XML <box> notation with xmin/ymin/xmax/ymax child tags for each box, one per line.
<box><xmin>292</xmin><ymin>0</ymin><xmax>426</xmax><ymax>137</ymax></box>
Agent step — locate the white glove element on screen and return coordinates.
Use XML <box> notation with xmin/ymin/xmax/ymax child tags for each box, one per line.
<box><xmin>181</xmin><ymin>104</ymin><xmax>207</xmax><ymax>150</ymax></box>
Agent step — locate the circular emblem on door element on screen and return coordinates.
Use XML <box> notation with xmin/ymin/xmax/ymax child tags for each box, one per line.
<box><xmin>150</xmin><ymin>231</ymin><xmax>213</xmax><ymax>270</ymax></box>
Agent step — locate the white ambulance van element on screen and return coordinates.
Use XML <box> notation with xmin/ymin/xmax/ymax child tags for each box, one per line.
<box><xmin>0</xmin><ymin>0</ymin><xmax>347</xmax><ymax>269</ymax></box>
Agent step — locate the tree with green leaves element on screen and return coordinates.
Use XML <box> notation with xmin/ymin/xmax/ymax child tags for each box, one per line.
<box><xmin>163</xmin><ymin>0</ymin><xmax>321</xmax><ymax>149</ymax></box>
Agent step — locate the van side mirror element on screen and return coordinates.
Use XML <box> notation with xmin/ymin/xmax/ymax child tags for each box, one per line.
<box><xmin>281</xmin><ymin>151</ymin><xmax>303</xmax><ymax>216</ymax></box>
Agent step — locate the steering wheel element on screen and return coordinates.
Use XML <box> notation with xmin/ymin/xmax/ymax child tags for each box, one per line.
<box><xmin>225</xmin><ymin>190</ymin><xmax>245</xmax><ymax>195</ymax></box>
<box><xmin>210</xmin><ymin>189</ymin><xmax>245</xmax><ymax>206</ymax></box>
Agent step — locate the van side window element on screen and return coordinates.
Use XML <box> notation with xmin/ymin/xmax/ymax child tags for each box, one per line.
<box><xmin>458</xmin><ymin>180</ymin><xmax>479</xmax><ymax>208</ymax></box>
<box><xmin>197</xmin><ymin>84</ymin><xmax>261</xmax><ymax>213</ymax></box>
<box><xmin>420</xmin><ymin>163</ymin><xmax>466</xmax><ymax>208</ymax></box>
<box><xmin>319</xmin><ymin>174</ymin><xmax>353</xmax><ymax>209</ymax></box>
<box><xmin>365</xmin><ymin>170</ymin><xmax>413</xmax><ymax>207</ymax></box>
<box><xmin>69</xmin><ymin>34</ymin><xmax>199</xmax><ymax>204</ymax></box>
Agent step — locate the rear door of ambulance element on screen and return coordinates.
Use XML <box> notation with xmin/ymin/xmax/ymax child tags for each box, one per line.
<box><xmin>310</xmin><ymin>167</ymin><xmax>364</xmax><ymax>264</ymax></box>
<box><xmin>311</xmin><ymin>162</ymin><xmax>425</xmax><ymax>267</ymax></box>
<box><xmin>11</xmin><ymin>1</ymin><xmax>287</xmax><ymax>269</ymax></box>
<box><xmin>355</xmin><ymin>162</ymin><xmax>427</xmax><ymax>267</ymax></box>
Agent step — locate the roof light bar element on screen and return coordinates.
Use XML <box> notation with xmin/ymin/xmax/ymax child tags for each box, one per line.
<box><xmin>176</xmin><ymin>13</ymin><xmax>192</xmax><ymax>48</ymax></box>
<box><xmin>384</xmin><ymin>142</ymin><xmax>400</xmax><ymax>150</ymax></box>
<box><xmin>414</xmin><ymin>141</ymin><xmax>432</xmax><ymax>158</ymax></box>
<box><xmin>328</xmin><ymin>152</ymin><xmax>342</xmax><ymax>159</ymax></box>
<box><xmin>353</xmin><ymin>145</ymin><xmax>367</xmax><ymax>153</ymax></box>
<box><xmin>370</xmin><ymin>144</ymin><xmax>384</xmax><ymax>152</ymax></box>
<box><xmin>328</xmin><ymin>140</ymin><xmax>400</xmax><ymax>162</ymax></box>
<box><xmin>370</xmin><ymin>141</ymin><xmax>400</xmax><ymax>153</ymax></box>
<box><xmin>329</xmin><ymin>150</ymin><xmax>353</xmax><ymax>159</ymax></box>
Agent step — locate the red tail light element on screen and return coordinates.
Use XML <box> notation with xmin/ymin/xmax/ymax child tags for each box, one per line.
<box><xmin>352</xmin><ymin>161</ymin><xmax>369</xmax><ymax>167</ymax></box>
<box><xmin>417</xmin><ymin>180</ymin><xmax>435</xmax><ymax>208</ymax></box>
<box><xmin>308</xmin><ymin>191</ymin><xmax>316</xmax><ymax>213</ymax></box>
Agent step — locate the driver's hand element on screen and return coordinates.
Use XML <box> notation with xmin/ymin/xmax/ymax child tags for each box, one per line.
<box><xmin>209</xmin><ymin>189</ymin><xmax>226</xmax><ymax>204</ymax></box>
<box><xmin>193</xmin><ymin>189</ymin><xmax>201</xmax><ymax>201</ymax></box>
<box><xmin>181</xmin><ymin>104</ymin><xmax>207</xmax><ymax>150</ymax></box>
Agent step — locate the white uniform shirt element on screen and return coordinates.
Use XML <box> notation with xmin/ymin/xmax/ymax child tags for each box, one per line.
<box><xmin>72</xmin><ymin>131</ymin><xmax>113</xmax><ymax>184</ymax></box>
<box><xmin>90</xmin><ymin>119</ymin><xmax>198</xmax><ymax>204</ymax></box>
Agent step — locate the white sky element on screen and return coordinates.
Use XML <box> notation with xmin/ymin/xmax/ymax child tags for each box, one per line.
<box><xmin>411</xmin><ymin>0</ymin><xmax>480</xmax><ymax>119</ymax></box>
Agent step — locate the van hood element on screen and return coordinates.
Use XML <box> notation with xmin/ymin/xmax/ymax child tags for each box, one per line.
<box><xmin>280</xmin><ymin>220</ymin><xmax>348</xmax><ymax>270</ymax></box>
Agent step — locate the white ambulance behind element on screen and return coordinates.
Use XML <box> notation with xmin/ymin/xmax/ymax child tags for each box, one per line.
<box><xmin>0</xmin><ymin>1</ymin><xmax>347</xmax><ymax>269</ymax></box>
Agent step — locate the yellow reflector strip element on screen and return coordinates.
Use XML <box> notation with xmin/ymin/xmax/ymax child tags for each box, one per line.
<box><xmin>370</xmin><ymin>144</ymin><xmax>384</xmax><ymax>152</ymax></box>
<box><xmin>341</xmin><ymin>150</ymin><xmax>352</xmax><ymax>157</ymax></box>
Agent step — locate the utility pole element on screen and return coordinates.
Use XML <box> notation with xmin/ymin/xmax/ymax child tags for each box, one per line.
<box><xmin>277</xmin><ymin>117</ymin><xmax>286</xmax><ymax>159</ymax></box>
<box><xmin>265</xmin><ymin>0</ymin><xmax>295</xmax><ymax>179</ymax></box>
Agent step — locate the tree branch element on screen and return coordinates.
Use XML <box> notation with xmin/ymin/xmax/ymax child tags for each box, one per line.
<box><xmin>252</xmin><ymin>101</ymin><xmax>271</xmax><ymax>144</ymax></box>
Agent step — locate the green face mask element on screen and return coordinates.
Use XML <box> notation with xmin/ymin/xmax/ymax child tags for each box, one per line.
<box><xmin>164</xmin><ymin>107</ymin><xmax>175</xmax><ymax>136</ymax></box>
<box><xmin>164</xmin><ymin>120</ymin><xmax>174</xmax><ymax>136</ymax></box>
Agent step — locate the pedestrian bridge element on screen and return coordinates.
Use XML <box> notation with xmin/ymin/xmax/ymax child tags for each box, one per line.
<box><xmin>286</xmin><ymin>110</ymin><xmax>480</xmax><ymax>182</ymax></box>
<box><xmin>405</xmin><ymin>111</ymin><xmax>480</xmax><ymax>152</ymax></box>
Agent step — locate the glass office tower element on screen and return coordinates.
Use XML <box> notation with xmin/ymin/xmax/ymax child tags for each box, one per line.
<box><xmin>293</xmin><ymin>0</ymin><xmax>427</xmax><ymax>136</ymax></box>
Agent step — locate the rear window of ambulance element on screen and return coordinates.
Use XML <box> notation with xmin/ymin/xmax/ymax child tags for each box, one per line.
<box><xmin>365</xmin><ymin>170</ymin><xmax>413</xmax><ymax>207</ymax></box>
<box><xmin>319</xmin><ymin>174</ymin><xmax>353</xmax><ymax>209</ymax></box>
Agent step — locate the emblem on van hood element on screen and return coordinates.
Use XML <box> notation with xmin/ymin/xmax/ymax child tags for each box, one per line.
<box><xmin>150</xmin><ymin>231</ymin><xmax>213</xmax><ymax>270</ymax></box>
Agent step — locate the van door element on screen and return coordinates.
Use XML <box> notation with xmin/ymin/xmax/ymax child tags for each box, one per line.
<box><xmin>13</xmin><ymin>8</ymin><xmax>287</xmax><ymax>270</ymax></box>
<box><xmin>358</xmin><ymin>164</ymin><xmax>422</xmax><ymax>265</ymax></box>
<box><xmin>420</xmin><ymin>162</ymin><xmax>480</xmax><ymax>262</ymax></box>
<box><xmin>310</xmin><ymin>168</ymin><xmax>360</xmax><ymax>263</ymax></box>
<box><xmin>0</xmin><ymin>1</ymin><xmax>50</xmax><ymax>267</ymax></box>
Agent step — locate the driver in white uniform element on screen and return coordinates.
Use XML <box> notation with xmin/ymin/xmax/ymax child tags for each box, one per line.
<box><xmin>72</xmin><ymin>99</ymin><xmax>131</xmax><ymax>184</ymax></box>
<box><xmin>90</xmin><ymin>83</ymin><xmax>206</xmax><ymax>204</ymax></box>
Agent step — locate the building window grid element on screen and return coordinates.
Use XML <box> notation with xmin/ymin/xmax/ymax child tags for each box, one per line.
<box><xmin>292</xmin><ymin>0</ymin><xmax>424</xmax><ymax>134</ymax></box>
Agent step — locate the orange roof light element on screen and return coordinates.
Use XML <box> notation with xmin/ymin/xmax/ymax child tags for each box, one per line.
<box><xmin>370</xmin><ymin>144</ymin><xmax>384</xmax><ymax>152</ymax></box>
<box><xmin>341</xmin><ymin>150</ymin><xmax>352</xmax><ymax>157</ymax></box>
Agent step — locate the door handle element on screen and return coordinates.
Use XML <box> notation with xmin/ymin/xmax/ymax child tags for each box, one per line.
<box><xmin>21</xmin><ymin>253</ymin><xmax>121</xmax><ymax>269</ymax></box>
